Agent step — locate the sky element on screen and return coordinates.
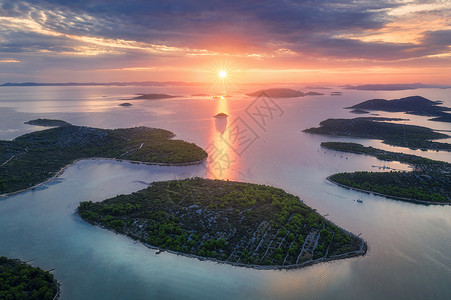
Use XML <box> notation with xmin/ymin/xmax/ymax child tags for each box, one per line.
<box><xmin>0</xmin><ymin>0</ymin><xmax>450</xmax><ymax>84</ymax></box>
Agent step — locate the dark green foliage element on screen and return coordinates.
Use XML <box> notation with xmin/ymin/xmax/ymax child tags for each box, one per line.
<box><xmin>0</xmin><ymin>256</ymin><xmax>57</xmax><ymax>300</ymax></box>
<box><xmin>322</xmin><ymin>142</ymin><xmax>451</xmax><ymax>203</ymax></box>
<box><xmin>0</xmin><ymin>122</ymin><xmax>207</xmax><ymax>194</ymax></box>
<box><xmin>304</xmin><ymin>117</ymin><xmax>450</xmax><ymax>151</ymax></box>
<box><xmin>78</xmin><ymin>178</ymin><xmax>363</xmax><ymax>267</ymax></box>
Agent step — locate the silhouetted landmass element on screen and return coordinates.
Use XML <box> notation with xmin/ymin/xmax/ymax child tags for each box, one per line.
<box><xmin>349</xmin><ymin>109</ymin><xmax>369</xmax><ymax>114</ymax></box>
<box><xmin>0</xmin><ymin>256</ymin><xmax>58</xmax><ymax>299</ymax></box>
<box><xmin>344</xmin><ymin>83</ymin><xmax>451</xmax><ymax>91</ymax></box>
<box><xmin>303</xmin><ymin>117</ymin><xmax>450</xmax><ymax>151</ymax></box>
<box><xmin>118</xmin><ymin>102</ymin><xmax>133</xmax><ymax>107</ymax></box>
<box><xmin>246</xmin><ymin>88</ymin><xmax>323</xmax><ymax>98</ymax></box>
<box><xmin>322</xmin><ymin>142</ymin><xmax>450</xmax><ymax>204</ymax></box>
<box><xmin>132</xmin><ymin>94</ymin><xmax>178</xmax><ymax>100</ymax></box>
<box><xmin>78</xmin><ymin>178</ymin><xmax>366</xmax><ymax>269</ymax></box>
<box><xmin>345</xmin><ymin>96</ymin><xmax>451</xmax><ymax>123</ymax></box>
<box><xmin>0</xmin><ymin>121</ymin><xmax>207</xmax><ymax>195</ymax></box>
<box><xmin>0</xmin><ymin>81</ymin><xmax>207</xmax><ymax>87</ymax></box>
<box><xmin>191</xmin><ymin>93</ymin><xmax>210</xmax><ymax>96</ymax></box>
<box><xmin>214</xmin><ymin>113</ymin><xmax>228</xmax><ymax>118</ymax></box>
<box><xmin>24</xmin><ymin>119</ymin><xmax>71</xmax><ymax>127</ymax></box>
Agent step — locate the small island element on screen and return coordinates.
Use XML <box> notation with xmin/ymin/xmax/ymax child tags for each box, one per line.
<box><xmin>118</xmin><ymin>102</ymin><xmax>133</xmax><ymax>107</ymax></box>
<box><xmin>345</xmin><ymin>96</ymin><xmax>451</xmax><ymax>123</ymax></box>
<box><xmin>349</xmin><ymin>109</ymin><xmax>369</xmax><ymax>114</ymax></box>
<box><xmin>24</xmin><ymin>118</ymin><xmax>71</xmax><ymax>127</ymax></box>
<box><xmin>132</xmin><ymin>94</ymin><xmax>178</xmax><ymax>100</ymax></box>
<box><xmin>246</xmin><ymin>88</ymin><xmax>323</xmax><ymax>98</ymax></box>
<box><xmin>214</xmin><ymin>113</ymin><xmax>228</xmax><ymax>118</ymax></box>
<box><xmin>303</xmin><ymin>117</ymin><xmax>451</xmax><ymax>151</ymax></box>
<box><xmin>322</xmin><ymin>142</ymin><xmax>450</xmax><ymax>204</ymax></box>
<box><xmin>78</xmin><ymin>178</ymin><xmax>366</xmax><ymax>269</ymax></box>
<box><xmin>0</xmin><ymin>256</ymin><xmax>59</xmax><ymax>299</ymax></box>
<box><xmin>0</xmin><ymin>120</ymin><xmax>207</xmax><ymax>195</ymax></box>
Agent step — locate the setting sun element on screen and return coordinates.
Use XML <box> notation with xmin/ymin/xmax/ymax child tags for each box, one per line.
<box><xmin>219</xmin><ymin>70</ymin><xmax>227</xmax><ymax>78</ymax></box>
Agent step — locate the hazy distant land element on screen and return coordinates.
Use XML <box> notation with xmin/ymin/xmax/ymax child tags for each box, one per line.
<box><xmin>246</xmin><ymin>88</ymin><xmax>323</xmax><ymax>98</ymax></box>
<box><xmin>0</xmin><ymin>120</ymin><xmax>207</xmax><ymax>195</ymax></box>
<box><xmin>78</xmin><ymin>178</ymin><xmax>366</xmax><ymax>269</ymax></box>
<box><xmin>132</xmin><ymin>94</ymin><xmax>179</xmax><ymax>100</ymax></box>
<box><xmin>344</xmin><ymin>83</ymin><xmax>451</xmax><ymax>91</ymax></box>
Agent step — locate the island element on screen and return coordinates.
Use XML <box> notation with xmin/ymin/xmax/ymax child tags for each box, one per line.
<box><xmin>191</xmin><ymin>93</ymin><xmax>210</xmax><ymax>97</ymax></box>
<box><xmin>0</xmin><ymin>120</ymin><xmax>207</xmax><ymax>195</ymax></box>
<box><xmin>132</xmin><ymin>94</ymin><xmax>178</xmax><ymax>100</ymax></box>
<box><xmin>343</xmin><ymin>83</ymin><xmax>451</xmax><ymax>91</ymax></box>
<box><xmin>345</xmin><ymin>96</ymin><xmax>451</xmax><ymax>123</ymax></box>
<box><xmin>0</xmin><ymin>256</ymin><xmax>58</xmax><ymax>299</ymax></box>
<box><xmin>321</xmin><ymin>142</ymin><xmax>450</xmax><ymax>204</ymax></box>
<box><xmin>24</xmin><ymin>118</ymin><xmax>71</xmax><ymax>127</ymax></box>
<box><xmin>303</xmin><ymin>117</ymin><xmax>451</xmax><ymax>151</ymax></box>
<box><xmin>349</xmin><ymin>109</ymin><xmax>369</xmax><ymax>114</ymax></box>
<box><xmin>214</xmin><ymin>113</ymin><xmax>228</xmax><ymax>118</ymax></box>
<box><xmin>78</xmin><ymin>178</ymin><xmax>366</xmax><ymax>269</ymax></box>
<box><xmin>118</xmin><ymin>102</ymin><xmax>133</xmax><ymax>107</ymax></box>
<box><xmin>246</xmin><ymin>88</ymin><xmax>323</xmax><ymax>98</ymax></box>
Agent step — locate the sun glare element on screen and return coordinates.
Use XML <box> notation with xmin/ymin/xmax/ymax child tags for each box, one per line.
<box><xmin>219</xmin><ymin>70</ymin><xmax>227</xmax><ymax>78</ymax></box>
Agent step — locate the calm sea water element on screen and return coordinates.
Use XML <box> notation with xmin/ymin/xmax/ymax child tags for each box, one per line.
<box><xmin>0</xmin><ymin>85</ymin><xmax>450</xmax><ymax>299</ymax></box>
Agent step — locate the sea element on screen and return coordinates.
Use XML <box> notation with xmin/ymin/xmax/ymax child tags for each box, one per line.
<box><xmin>0</xmin><ymin>85</ymin><xmax>450</xmax><ymax>299</ymax></box>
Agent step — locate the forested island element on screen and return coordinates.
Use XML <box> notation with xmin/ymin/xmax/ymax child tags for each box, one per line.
<box><xmin>246</xmin><ymin>88</ymin><xmax>323</xmax><ymax>98</ymax></box>
<box><xmin>322</xmin><ymin>142</ymin><xmax>450</xmax><ymax>204</ymax></box>
<box><xmin>0</xmin><ymin>256</ymin><xmax>58</xmax><ymax>300</ymax></box>
<box><xmin>132</xmin><ymin>94</ymin><xmax>178</xmax><ymax>100</ymax></box>
<box><xmin>24</xmin><ymin>119</ymin><xmax>71</xmax><ymax>127</ymax></box>
<box><xmin>345</xmin><ymin>96</ymin><xmax>451</xmax><ymax>123</ymax></box>
<box><xmin>78</xmin><ymin>178</ymin><xmax>366</xmax><ymax>269</ymax></box>
<box><xmin>0</xmin><ymin>120</ymin><xmax>207</xmax><ymax>195</ymax></box>
<box><xmin>303</xmin><ymin>117</ymin><xmax>451</xmax><ymax>151</ymax></box>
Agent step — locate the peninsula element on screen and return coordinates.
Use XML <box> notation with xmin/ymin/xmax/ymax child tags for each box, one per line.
<box><xmin>246</xmin><ymin>88</ymin><xmax>323</xmax><ymax>98</ymax></box>
<box><xmin>0</xmin><ymin>256</ymin><xmax>58</xmax><ymax>300</ymax></box>
<box><xmin>0</xmin><ymin>120</ymin><xmax>207</xmax><ymax>195</ymax></box>
<box><xmin>303</xmin><ymin>117</ymin><xmax>451</xmax><ymax>151</ymax></box>
<box><xmin>345</xmin><ymin>96</ymin><xmax>451</xmax><ymax>123</ymax></box>
<box><xmin>78</xmin><ymin>178</ymin><xmax>366</xmax><ymax>269</ymax></box>
<box><xmin>322</xmin><ymin>142</ymin><xmax>450</xmax><ymax>204</ymax></box>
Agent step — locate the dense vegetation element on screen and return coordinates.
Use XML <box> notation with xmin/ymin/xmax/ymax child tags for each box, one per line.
<box><xmin>345</xmin><ymin>96</ymin><xmax>451</xmax><ymax>123</ymax></box>
<box><xmin>0</xmin><ymin>121</ymin><xmax>207</xmax><ymax>194</ymax></box>
<box><xmin>303</xmin><ymin>117</ymin><xmax>450</xmax><ymax>151</ymax></box>
<box><xmin>0</xmin><ymin>256</ymin><xmax>57</xmax><ymax>300</ymax></box>
<box><xmin>323</xmin><ymin>142</ymin><xmax>450</xmax><ymax>203</ymax></box>
<box><xmin>24</xmin><ymin>119</ymin><xmax>71</xmax><ymax>127</ymax></box>
<box><xmin>78</xmin><ymin>178</ymin><xmax>365</xmax><ymax>268</ymax></box>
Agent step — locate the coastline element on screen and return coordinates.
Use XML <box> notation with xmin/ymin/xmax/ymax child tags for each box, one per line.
<box><xmin>326</xmin><ymin>176</ymin><xmax>451</xmax><ymax>206</ymax></box>
<box><xmin>0</xmin><ymin>157</ymin><xmax>206</xmax><ymax>199</ymax></box>
<box><xmin>77</xmin><ymin>211</ymin><xmax>367</xmax><ymax>271</ymax></box>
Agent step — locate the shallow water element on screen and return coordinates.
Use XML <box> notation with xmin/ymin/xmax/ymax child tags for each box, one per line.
<box><xmin>0</xmin><ymin>86</ymin><xmax>450</xmax><ymax>299</ymax></box>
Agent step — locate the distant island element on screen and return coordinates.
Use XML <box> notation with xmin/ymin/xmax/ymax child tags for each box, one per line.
<box><xmin>214</xmin><ymin>113</ymin><xmax>228</xmax><ymax>118</ymax></box>
<box><xmin>78</xmin><ymin>178</ymin><xmax>366</xmax><ymax>269</ymax></box>
<box><xmin>344</xmin><ymin>83</ymin><xmax>451</xmax><ymax>91</ymax></box>
<box><xmin>322</xmin><ymin>142</ymin><xmax>450</xmax><ymax>204</ymax></box>
<box><xmin>132</xmin><ymin>94</ymin><xmax>178</xmax><ymax>100</ymax></box>
<box><xmin>0</xmin><ymin>81</ymin><xmax>208</xmax><ymax>87</ymax></box>
<box><xmin>349</xmin><ymin>109</ymin><xmax>369</xmax><ymax>114</ymax></box>
<box><xmin>0</xmin><ymin>120</ymin><xmax>207</xmax><ymax>195</ymax></box>
<box><xmin>24</xmin><ymin>118</ymin><xmax>71</xmax><ymax>127</ymax></box>
<box><xmin>345</xmin><ymin>96</ymin><xmax>451</xmax><ymax>123</ymax></box>
<box><xmin>118</xmin><ymin>102</ymin><xmax>133</xmax><ymax>107</ymax></box>
<box><xmin>191</xmin><ymin>93</ymin><xmax>210</xmax><ymax>97</ymax></box>
<box><xmin>303</xmin><ymin>117</ymin><xmax>451</xmax><ymax>151</ymax></box>
<box><xmin>246</xmin><ymin>88</ymin><xmax>323</xmax><ymax>98</ymax></box>
<box><xmin>0</xmin><ymin>256</ymin><xmax>59</xmax><ymax>299</ymax></box>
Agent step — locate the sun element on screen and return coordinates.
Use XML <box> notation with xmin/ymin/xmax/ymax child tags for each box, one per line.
<box><xmin>219</xmin><ymin>70</ymin><xmax>227</xmax><ymax>78</ymax></box>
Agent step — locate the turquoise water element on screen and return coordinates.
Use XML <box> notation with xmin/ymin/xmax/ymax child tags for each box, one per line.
<box><xmin>0</xmin><ymin>86</ymin><xmax>450</xmax><ymax>299</ymax></box>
